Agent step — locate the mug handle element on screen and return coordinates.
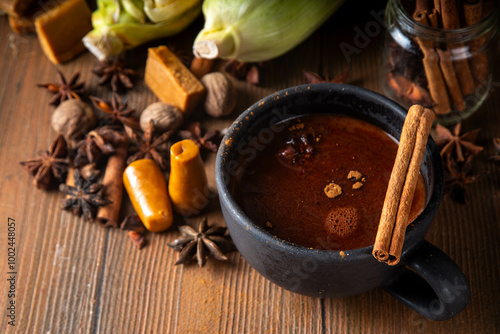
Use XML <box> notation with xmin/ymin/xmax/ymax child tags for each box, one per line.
<box><xmin>383</xmin><ymin>240</ymin><xmax>471</xmax><ymax>321</ymax></box>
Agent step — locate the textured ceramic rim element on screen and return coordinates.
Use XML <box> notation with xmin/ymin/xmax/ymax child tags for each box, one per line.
<box><xmin>216</xmin><ymin>83</ymin><xmax>444</xmax><ymax>261</ymax></box>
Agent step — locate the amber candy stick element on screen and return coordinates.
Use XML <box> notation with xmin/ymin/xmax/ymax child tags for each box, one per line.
<box><xmin>123</xmin><ymin>159</ymin><xmax>173</xmax><ymax>232</ymax></box>
<box><xmin>168</xmin><ymin>139</ymin><xmax>209</xmax><ymax>216</ymax></box>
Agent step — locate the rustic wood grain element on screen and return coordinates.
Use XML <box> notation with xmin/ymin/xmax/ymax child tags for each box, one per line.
<box><xmin>0</xmin><ymin>1</ymin><xmax>499</xmax><ymax>332</ymax></box>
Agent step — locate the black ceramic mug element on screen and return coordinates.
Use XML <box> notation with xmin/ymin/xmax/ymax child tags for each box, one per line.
<box><xmin>215</xmin><ymin>83</ymin><xmax>470</xmax><ymax>321</ymax></box>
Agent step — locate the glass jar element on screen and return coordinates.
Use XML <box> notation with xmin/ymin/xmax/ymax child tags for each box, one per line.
<box><xmin>380</xmin><ymin>0</ymin><xmax>499</xmax><ymax>125</ymax></box>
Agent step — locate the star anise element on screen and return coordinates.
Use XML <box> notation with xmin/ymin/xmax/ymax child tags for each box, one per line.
<box><xmin>37</xmin><ymin>70</ymin><xmax>85</xmax><ymax>105</ymax></box>
<box><xmin>434</xmin><ymin>123</ymin><xmax>483</xmax><ymax>163</ymax></box>
<box><xmin>126</xmin><ymin>120</ymin><xmax>173</xmax><ymax>170</ymax></box>
<box><xmin>90</xmin><ymin>95</ymin><xmax>140</xmax><ymax>130</ymax></box>
<box><xmin>59</xmin><ymin>169</ymin><xmax>111</xmax><ymax>221</ymax></box>
<box><xmin>224</xmin><ymin>59</ymin><xmax>260</xmax><ymax>84</ymax></box>
<box><xmin>92</xmin><ymin>57</ymin><xmax>136</xmax><ymax>93</ymax></box>
<box><xmin>303</xmin><ymin>68</ymin><xmax>349</xmax><ymax>84</ymax></box>
<box><xmin>179</xmin><ymin>122</ymin><xmax>218</xmax><ymax>153</ymax></box>
<box><xmin>74</xmin><ymin>126</ymin><xmax>122</xmax><ymax>166</ymax></box>
<box><xmin>277</xmin><ymin>131</ymin><xmax>315</xmax><ymax>165</ymax></box>
<box><xmin>444</xmin><ymin>155</ymin><xmax>487</xmax><ymax>204</ymax></box>
<box><xmin>19</xmin><ymin>135</ymin><xmax>69</xmax><ymax>189</ymax></box>
<box><xmin>490</xmin><ymin>138</ymin><xmax>500</xmax><ymax>162</ymax></box>
<box><xmin>168</xmin><ymin>218</ymin><xmax>235</xmax><ymax>267</ymax></box>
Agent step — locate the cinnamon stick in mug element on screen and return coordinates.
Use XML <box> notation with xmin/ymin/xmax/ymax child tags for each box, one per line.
<box><xmin>373</xmin><ymin>105</ymin><xmax>435</xmax><ymax>265</ymax></box>
<box><xmin>387</xmin><ymin>107</ymin><xmax>435</xmax><ymax>265</ymax></box>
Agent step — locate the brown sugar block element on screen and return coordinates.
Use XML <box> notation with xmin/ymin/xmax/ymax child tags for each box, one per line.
<box><xmin>8</xmin><ymin>0</ymin><xmax>56</xmax><ymax>35</ymax></box>
<box><xmin>325</xmin><ymin>207</ymin><xmax>359</xmax><ymax>237</ymax></box>
<box><xmin>145</xmin><ymin>46</ymin><xmax>205</xmax><ymax>113</ymax></box>
<box><xmin>9</xmin><ymin>14</ymin><xmax>35</xmax><ymax>34</ymax></box>
<box><xmin>0</xmin><ymin>0</ymin><xmax>35</xmax><ymax>17</ymax></box>
<box><xmin>34</xmin><ymin>0</ymin><xmax>92</xmax><ymax>64</ymax></box>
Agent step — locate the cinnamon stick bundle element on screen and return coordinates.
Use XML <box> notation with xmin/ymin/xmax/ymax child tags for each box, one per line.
<box><xmin>399</xmin><ymin>0</ymin><xmax>494</xmax><ymax>116</ymax></box>
<box><xmin>462</xmin><ymin>0</ymin><xmax>488</xmax><ymax>86</ymax></box>
<box><xmin>427</xmin><ymin>8</ymin><xmax>440</xmax><ymax>27</ymax></box>
<box><xmin>433</xmin><ymin>0</ymin><xmax>441</xmax><ymax>14</ymax></box>
<box><xmin>413</xmin><ymin>12</ymin><xmax>451</xmax><ymax>115</ymax></box>
<box><xmin>373</xmin><ymin>105</ymin><xmax>435</xmax><ymax>265</ymax></box>
<box><xmin>437</xmin><ymin>49</ymin><xmax>466</xmax><ymax>111</ymax></box>
<box><xmin>463</xmin><ymin>0</ymin><xmax>483</xmax><ymax>26</ymax></box>
<box><xmin>413</xmin><ymin>0</ymin><xmax>433</xmax><ymax>17</ymax></box>
<box><xmin>424</xmin><ymin>9</ymin><xmax>466</xmax><ymax>111</ymax></box>
<box><xmin>440</xmin><ymin>0</ymin><xmax>475</xmax><ymax>96</ymax></box>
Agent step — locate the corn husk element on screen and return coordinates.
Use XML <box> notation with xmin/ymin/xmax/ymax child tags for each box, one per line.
<box><xmin>83</xmin><ymin>0</ymin><xmax>202</xmax><ymax>60</ymax></box>
<box><xmin>193</xmin><ymin>0</ymin><xmax>345</xmax><ymax>62</ymax></box>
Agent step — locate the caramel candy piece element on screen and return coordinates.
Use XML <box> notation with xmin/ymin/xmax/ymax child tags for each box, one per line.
<box><xmin>145</xmin><ymin>46</ymin><xmax>205</xmax><ymax>113</ymax></box>
<box><xmin>0</xmin><ymin>0</ymin><xmax>35</xmax><ymax>17</ymax></box>
<box><xmin>168</xmin><ymin>139</ymin><xmax>209</xmax><ymax>216</ymax></box>
<box><xmin>34</xmin><ymin>0</ymin><xmax>92</xmax><ymax>64</ymax></box>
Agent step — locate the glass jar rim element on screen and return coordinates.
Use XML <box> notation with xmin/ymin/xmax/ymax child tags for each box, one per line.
<box><xmin>389</xmin><ymin>0</ymin><xmax>498</xmax><ymax>43</ymax></box>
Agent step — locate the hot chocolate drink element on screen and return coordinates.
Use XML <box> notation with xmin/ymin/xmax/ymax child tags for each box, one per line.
<box><xmin>232</xmin><ymin>114</ymin><xmax>426</xmax><ymax>251</ymax></box>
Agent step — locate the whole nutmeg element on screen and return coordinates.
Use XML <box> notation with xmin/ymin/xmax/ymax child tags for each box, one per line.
<box><xmin>51</xmin><ymin>100</ymin><xmax>96</xmax><ymax>146</ymax></box>
<box><xmin>140</xmin><ymin>102</ymin><xmax>183</xmax><ymax>133</ymax></box>
<box><xmin>201</xmin><ymin>72</ymin><xmax>236</xmax><ymax>118</ymax></box>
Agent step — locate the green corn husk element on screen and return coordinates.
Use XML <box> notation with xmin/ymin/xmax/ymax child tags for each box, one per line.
<box><xmin>193</xmin><ymin>0</ymin><xmax>345</xmax><ymax>62</ymax></box>
<box><xmin>144</xmin><ymin>0</ymin><xmax>200</xmax><ymax>23</ymax></box>
<box><xmin>83</xmin><ymin>0</ymin><xmax>202</xmax><ymax>60</ymax></box>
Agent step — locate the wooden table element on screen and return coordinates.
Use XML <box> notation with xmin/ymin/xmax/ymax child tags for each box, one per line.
<box><xmin>1</xmin><ymin>2</ymin><xmax>499</xmax><ymax>333</ymax></box>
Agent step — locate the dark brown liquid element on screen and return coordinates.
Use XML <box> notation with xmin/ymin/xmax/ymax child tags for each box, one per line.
<box><xmin>232</xmin><ymin>114</ymin><xmax>426</xmax><ymax>251</ymax></box>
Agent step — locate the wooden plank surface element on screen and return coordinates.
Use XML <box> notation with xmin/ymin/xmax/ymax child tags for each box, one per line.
<box><xmin>0</xmin><ymin>1</ymin><xmax>499</xmax><ymax>332</ymax></box>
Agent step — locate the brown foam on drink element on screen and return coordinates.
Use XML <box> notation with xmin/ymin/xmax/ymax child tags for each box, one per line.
<box><xmin>324</xmin><ymin>207</ymin><xmax>359</xmax><ymax>237</ymax></box>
